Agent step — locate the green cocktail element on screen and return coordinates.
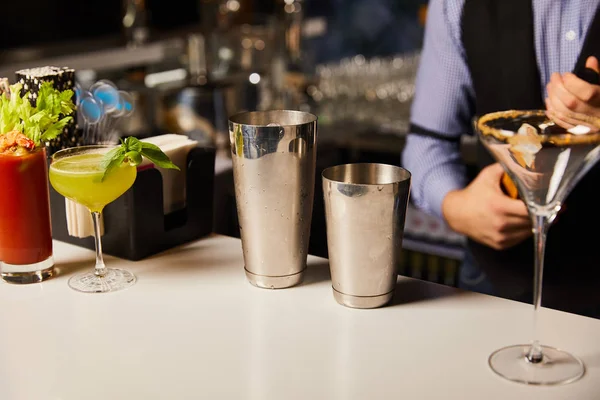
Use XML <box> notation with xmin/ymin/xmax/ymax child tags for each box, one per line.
<box><xmin>49</xmin><ymin>140</ymin><xmax>179</xmax><ymax>293</ymax></box>
<box><xmin>50</xmin><ymin>152</ymin><xmax>136</xmax><ymax>212</ymax></box>
<box><xmin>49</xmin><ymin>145</ymin><xmax>137</xmax><ymax>293</ymax></box>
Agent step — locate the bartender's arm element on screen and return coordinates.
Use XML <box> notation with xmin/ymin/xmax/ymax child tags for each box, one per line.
<box><xmin>402</xmin><ymin>0</ymin><xmax>531</xmax><ymax>250</ymax></box>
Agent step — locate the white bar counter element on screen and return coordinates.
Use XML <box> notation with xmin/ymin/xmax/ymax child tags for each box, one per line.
<box><xmin>1</xmin><ymin>235</ymin><xmax>599</xmax><ymax>400</ymax></box>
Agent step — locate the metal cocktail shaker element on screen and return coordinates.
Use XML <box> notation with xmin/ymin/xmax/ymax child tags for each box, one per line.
<box><xmin>322</xmin><ymin>163</ymin><xmax>411</xmax><ymax>308</ymax></box>
<box><xmin>229</xmin><ymin>110</ymin><xmax>317</xmax><ymax>289</ymax></box>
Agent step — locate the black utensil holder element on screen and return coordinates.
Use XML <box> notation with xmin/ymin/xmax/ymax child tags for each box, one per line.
<box><xmin>49</xmin><ymin>146</ymin><xmax>216</xmax><ymax>261</ymax></box>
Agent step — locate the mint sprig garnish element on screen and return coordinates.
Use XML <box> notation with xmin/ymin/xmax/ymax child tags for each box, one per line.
<box><xmin>101</xmin><ymin>136</ymin><xmax>180</xmax><ymax>181</ymax></box>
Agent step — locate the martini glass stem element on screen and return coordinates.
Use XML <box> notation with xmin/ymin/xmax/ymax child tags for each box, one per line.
<box><xmin>527</xmin><ymin>213</ymin><xmax>551</xmax><ymax>363</ymax></box>
<box><xmin>91</xmin><ymin>211</ymin><xmax>107</xmax><ymax>277</ymax></box>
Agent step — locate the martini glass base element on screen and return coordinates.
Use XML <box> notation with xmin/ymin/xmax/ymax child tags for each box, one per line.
<box><xmin>68</xmin><ymin>268</ymin><xmax>136</xmax><ymax>293</ymax></box>
<box><xmin>489</xmin><ymin>344</ymin><xmax>585</xmax><ymax>385</ymax></box>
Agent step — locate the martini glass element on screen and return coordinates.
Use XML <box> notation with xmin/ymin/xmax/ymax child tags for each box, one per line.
<box><xmin>49</xmin><ymin>145</ymin><xmax>137</xmax><ymax>293</ymax></box>
<box><xmin>476</xmin><ymin>109</ymin><xmax>600</xmax><ymax>385</ymax></box>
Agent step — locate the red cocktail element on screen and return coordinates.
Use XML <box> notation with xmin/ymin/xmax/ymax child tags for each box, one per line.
<box><xmin>0</xmin><ymin>78</ymin><xmax>75</xmax><ymax>283</ymax></box>
<box><xmin>0</xmin><ymin>147</ymin><xmax>54</xmax><ymax>282</ymax></box>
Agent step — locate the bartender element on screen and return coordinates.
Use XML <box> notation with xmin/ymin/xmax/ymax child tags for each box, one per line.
<box><xmin>402</xmin><ymin>0</ymin><xmax>600</xmax><ymax>318</ymax></box>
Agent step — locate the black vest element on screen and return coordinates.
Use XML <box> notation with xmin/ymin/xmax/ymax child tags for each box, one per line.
<box><xmin>461</xmin><ymin>0</ymin><xmax>600</xmax><ymax>307</ymax></box>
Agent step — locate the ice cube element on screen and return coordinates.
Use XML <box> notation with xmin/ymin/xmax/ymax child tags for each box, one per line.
<box><xmin>508</xmin><ymin>123</ymin><xmax>542</xmax><ymax>168</ymax></box>
<box><xmin>508</xmin><ymin>133</ymin><xmax>542</xmax><ymax>154</ymax></box>
<box><xmin>517</xmin><ymin>123</ymin><xmax>539</xmax><ymax>136</ymax></box>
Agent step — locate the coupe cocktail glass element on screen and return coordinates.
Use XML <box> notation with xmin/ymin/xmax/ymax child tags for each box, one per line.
<box><xmin>49</xmin><ymin>145</ymin><xmax>137</xmax><ymax>293</ymax></box>
<box><xmin>476</xmin><ymin>110</ymin><xmax>600</xmax><ymax>385</ymax></box>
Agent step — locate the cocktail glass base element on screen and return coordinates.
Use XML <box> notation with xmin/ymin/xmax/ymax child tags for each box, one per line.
<box><xmin>0</xmin><ymin>256</ymin><xmax>55</xmax><ymax>284</ymax></box>
<box><xmin>68</xmin><ymin>268</ymin><xmax>136</xmax><ymax>293</ymax></box>
<box><xmin>489</xmin><ymin>344</ymin><xmax>585</xmax><ymax>385</ymax></box>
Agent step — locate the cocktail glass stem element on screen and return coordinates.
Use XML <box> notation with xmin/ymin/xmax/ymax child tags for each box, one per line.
<box><xmin>526</xmin><ymin>212</ymin><xmax>552</xmax><ymax>364</ymax></box>
<box><xmin>91</xmin><ymin>211</ymin><xmax>107</xmax><ymax>277</ymax></box>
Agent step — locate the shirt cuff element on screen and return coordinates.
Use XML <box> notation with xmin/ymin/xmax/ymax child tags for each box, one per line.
<box><xmin>423</xmin><ymin>167</ymin><xmax>466</xmax><ymax>220</ymax></box>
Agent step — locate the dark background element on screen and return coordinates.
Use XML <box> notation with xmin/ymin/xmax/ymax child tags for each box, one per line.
<box><xmin>0</xmin><ymin>0</ymin><xmax>426</xmax><ymax>62</ymax></box>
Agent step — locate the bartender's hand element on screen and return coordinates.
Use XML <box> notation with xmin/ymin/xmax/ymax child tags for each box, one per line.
<box><xmin>546</xmin><ymin>56</ymin><xmax>600</xmax><ymax>130</ymax></box>
<box><xmin>442</xmin><ymin>163</ymin><xmax>532</xmax><ymax>250</ymax></box>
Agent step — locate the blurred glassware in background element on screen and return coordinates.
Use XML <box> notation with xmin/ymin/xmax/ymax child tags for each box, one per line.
<box><xmin>122</xmin><ymin>0</ymin><xmax>150</xmax><ymax>48</ymax></box>
<box><xmin>307</xmin><ymin>52</ymin><xmax>420</xmax><ymax>135</ymax></box>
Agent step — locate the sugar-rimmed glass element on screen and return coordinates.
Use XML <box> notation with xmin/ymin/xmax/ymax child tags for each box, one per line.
<box><xmin>476</xmin><ymin>109</ymin><xmax>600</xmax><ymax>385</ymax></box>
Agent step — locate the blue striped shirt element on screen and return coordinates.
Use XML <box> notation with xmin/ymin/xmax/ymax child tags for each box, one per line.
<box><xmin>402</xmin><ymin>0</ymin><xmax>598</xmax><ymax>219</ymax></box>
